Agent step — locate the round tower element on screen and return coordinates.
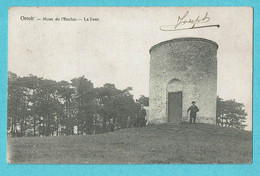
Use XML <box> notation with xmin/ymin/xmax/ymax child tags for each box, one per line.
<box><xmin>149</xmin><ymin>37</ymin><xmax>218</xmax><ymax>124</ymax></box>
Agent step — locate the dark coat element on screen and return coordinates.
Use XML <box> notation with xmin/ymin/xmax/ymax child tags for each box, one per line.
<box><xmin>187</xmin><ymin>105</ymin><xmax>199</xmax><ymax>117</ymax></box>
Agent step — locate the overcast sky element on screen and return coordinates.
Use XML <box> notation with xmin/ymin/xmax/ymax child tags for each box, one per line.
<box><xmin>8</xmin><ymin>7</ymin><xmax>252</xmax><ymax>130</ymax></box>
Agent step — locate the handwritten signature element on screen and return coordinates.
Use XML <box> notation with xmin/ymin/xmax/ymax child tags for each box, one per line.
<box><xmin>160</xmin><ymin>11</ymin><xmax>220</xmax><ymax>31</ymax></box>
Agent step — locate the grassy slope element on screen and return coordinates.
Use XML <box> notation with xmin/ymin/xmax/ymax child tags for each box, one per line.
<box><xmin>7</xmin><ymin>123</ymin><xmax>252</xmax><ymax>164</ymax></box>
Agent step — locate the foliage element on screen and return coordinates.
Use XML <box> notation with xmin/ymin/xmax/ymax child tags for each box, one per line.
<box><xmin>137</xmin><ymin>95</ymin><xmax>149</xmax><ymax>106</ymax></box>
<box><xmin>216</xmin><ymin>96</ymin><xmax>248</xmax><ymax>130</ymax></box>
<box><xmin>7</xmin><ymin>72</ymin><xmax>142</xmax><ymax>137</ymax></box>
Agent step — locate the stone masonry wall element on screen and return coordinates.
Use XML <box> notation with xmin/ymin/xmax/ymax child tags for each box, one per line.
<box><xmin>149</xmin><ymin>38</ymin><xmax>218</xmax><ymax>124</ymax></box>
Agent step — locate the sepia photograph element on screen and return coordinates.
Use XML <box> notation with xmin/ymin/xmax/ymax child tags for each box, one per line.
<box><xmin>7</xmin><ymin>7</ymin><xmax>252</xmax><ymax>164</ymax></box>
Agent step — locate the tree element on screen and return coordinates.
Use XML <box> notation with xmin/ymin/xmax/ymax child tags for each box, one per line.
<box><xmin>8</xmin><ymin>73</ymin><xmax>36</xmax><ymax>137</ymax></box>
<box><xmin>7</xmin><ymin>72</ymin><xmax>142</xmax><ymax>137</ymax></box>
<box><xmin>8</xmin><ymin>72</ymin><xmax>20</xmax><ymax>137</ymax></box>
<box><xmin>95</xmin><ymin>83</ymin><xmax>117</xmax><ymax>132</ymax></box>
<box><xmin>71</xmin><ymin>76</ymin><xmax>96</xmax><ymax>134</ymax></box>
<box><xmin>137</xmin><ymin>95</ymin><xmax>149</xmax><ymax>106</ymax></box>
<box><xmin>57</xmin><ymin>80</ymin><xmax>75</xmax><ymax>135</ymax></box>
<box><xmin>19</xmin><ymin>74</ymin><xmax>41</xmax><ymax>136</ymax></box>
<box><xmin>95</xmin><ymin>84</ymin><xmax>139</xmax><ymax>132</ymax></box>
<box><xmin>115</xmin><ymin>87</ymin><xmax>139</xmax><ymax>129</ymax></box>
<box><xmin>216</xmin><ymin>96</ymin><xmax>225</xmax><ymax>126</ymax></box>
<box><xmin>216</xmin><ymin>97</ymin><xmax>247</xmax><ymax>130</ymax></box>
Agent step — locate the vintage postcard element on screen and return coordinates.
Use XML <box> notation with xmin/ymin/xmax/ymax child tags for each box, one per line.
<box><xmin>7</xmin><ymin>7</ymin><xmax>252</xmax><ymax>164</ymax></box>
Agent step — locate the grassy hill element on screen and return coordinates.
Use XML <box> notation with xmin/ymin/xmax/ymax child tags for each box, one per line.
<box><xmin>7</xmin><ymin>123</ymin><xmax>252</xmax><ymax>164</ymax></box>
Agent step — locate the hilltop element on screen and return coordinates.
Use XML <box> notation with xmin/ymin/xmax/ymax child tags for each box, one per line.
<box><xmin>7</xmin><ymin>123</ymin><xmax>252</xmax><ymax>164</ymax></box>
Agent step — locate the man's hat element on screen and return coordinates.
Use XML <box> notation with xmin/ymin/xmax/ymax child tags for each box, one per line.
<box><xmin>192</xmin><ymin>101</ymin><xmax>196</xmax><ymax>104</ymax></box>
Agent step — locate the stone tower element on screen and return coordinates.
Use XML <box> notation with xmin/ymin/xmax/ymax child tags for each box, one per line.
<box><xmin>149</xmin><ymin>37</ymin><xmax>218</xmax><ymax>124</ymax></box>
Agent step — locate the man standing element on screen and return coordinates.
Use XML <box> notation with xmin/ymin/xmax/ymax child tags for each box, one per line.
<box><xmin>187</xmin><ymin>101</ymin><xmax>199</xmax><ymax>123</ymax></box>
<box><xmin>137</xmin><ymin>104</ymin><xmax>147</xmax><ymax>127</ymax></box>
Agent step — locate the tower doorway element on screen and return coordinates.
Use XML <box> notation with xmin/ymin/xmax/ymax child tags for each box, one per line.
<box><xmin>168</xmin><ymin>91</ymin><xmax>182</xmax><ymax>123</ymax></box>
